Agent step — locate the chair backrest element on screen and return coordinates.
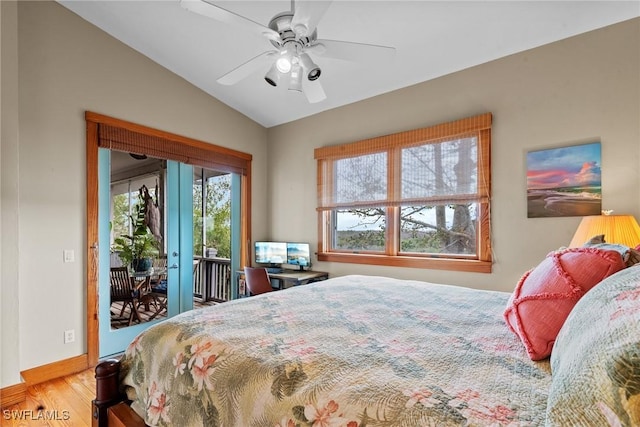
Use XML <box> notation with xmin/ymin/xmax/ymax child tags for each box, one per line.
<box><xmin>243</xmin><ymin>267</ymin><xmax>273</xmax><ymax>296</ymax></box>
<box><xmin>110</xmin><ymin>267</ymin><xmax>135</xmax><ymax>300</ymax></box>
<box><xmin>151</xmin><ymin>256</ymin><xmax>167</xmax><ymax>282</ymax></box>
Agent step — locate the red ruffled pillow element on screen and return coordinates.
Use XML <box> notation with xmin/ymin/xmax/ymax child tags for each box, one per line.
<box><xmin>504</xmin><ymin>247</ymin><xmax>625</xmax><ymax>360</ymax></box>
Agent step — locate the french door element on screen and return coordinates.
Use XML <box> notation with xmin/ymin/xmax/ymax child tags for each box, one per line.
<box><xmin>86</xmin><ymin>111</ymin><xmax>251</xmax><ymax>365</ymax></box>
<box><xmin>98</xmin><ymin>150</ymin><xmax>194</xmax><ymax>357</ymax></box>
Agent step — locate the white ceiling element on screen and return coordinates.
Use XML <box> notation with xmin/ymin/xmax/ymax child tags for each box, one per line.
<box><xmin>57</xmin><ymin>1</ymin><xmax>639</xmax><ymax>128</ymax></box>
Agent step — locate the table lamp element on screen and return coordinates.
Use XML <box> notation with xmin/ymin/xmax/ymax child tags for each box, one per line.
<box><xmin>569</xmin><ymin>213</ymin><xmax>640</xmax><ymax>248</ymax></box>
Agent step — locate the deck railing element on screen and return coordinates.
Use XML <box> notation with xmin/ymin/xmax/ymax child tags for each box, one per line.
<box><xmin>193</xmin><ymin>257</ymin><xmax>231</xmax><ymax>303</ymax></box>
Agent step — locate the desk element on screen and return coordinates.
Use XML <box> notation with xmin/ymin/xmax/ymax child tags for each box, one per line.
<box><xmin>268</xmin><ymin>270</ymin><xmax>329</xmax><ymax>288</ymax></box>
<box><xmin>237</xmin><ymin>269</ymin><xmax>329</xmax><ymax>296</ymax></box>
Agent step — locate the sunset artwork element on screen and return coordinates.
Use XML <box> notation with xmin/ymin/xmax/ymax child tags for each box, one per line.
<box><xmin>527</xmin><ymin>142</ymin><xmax>602</xmax><ymax>218</ymax></box>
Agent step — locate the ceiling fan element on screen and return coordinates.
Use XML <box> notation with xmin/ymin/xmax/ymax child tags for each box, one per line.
<box><xmin>180</xmin><ymin>0</ymin><xmax>395</xmax><ymax>103</ymax></box>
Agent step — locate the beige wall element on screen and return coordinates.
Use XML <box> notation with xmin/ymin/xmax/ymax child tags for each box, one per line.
<box><xmin>267</xmin><ymin>18</ymin><xmax>640</xmax><ymax>291</ymax></box>
<box><xmin>1</xmin><ymin>1</ymin><xmax>268</xmax><ymax>387</ymax></box>
<box><xmin>1</xmin><ymin>0</ymin><xmax>22</xmax><ymax>388</ymax></box>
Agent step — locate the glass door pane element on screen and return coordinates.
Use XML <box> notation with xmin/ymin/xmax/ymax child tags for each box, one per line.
<box><xmin>193</xmin><ymin>168</ymin><xmax>233</xmax><ymax>304</ymax></box>
<box><xmin>99</xmin><ymin>152</ymin><xmax>194</xmax><ymax>358</ymax></box>
<box><xmin>109</xmin><ymin>153</ymin><xmax>167</xmax><ymax>329</ymax></box>
<box><xmin>100</xmin><ymin>149</ymin><xmax>160</xmax><ymax>356</ymax></box>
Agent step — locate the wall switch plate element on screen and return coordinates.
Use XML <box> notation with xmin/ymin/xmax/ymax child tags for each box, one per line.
<box><xmin>63</xmin><ymin>249</ymin><xmax>75</xmax><ymax>263</ymax></box>
<box><xmin>64</xmin><ymin>329</ymin><xmax>75</xmax><ymax>344</ymax></box>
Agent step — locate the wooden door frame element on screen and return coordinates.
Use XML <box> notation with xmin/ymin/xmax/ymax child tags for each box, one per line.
<box><xmin>85</xmin><ymin>112</ymin><xmax>252</xmax><ymax>366</ymax></box>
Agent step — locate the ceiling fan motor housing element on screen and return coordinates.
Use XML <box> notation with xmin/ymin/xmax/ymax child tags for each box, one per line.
<box><xmin>268</xmin><ymin>13</ymin><xmax>315</xmax><ymax>47</ymax></box>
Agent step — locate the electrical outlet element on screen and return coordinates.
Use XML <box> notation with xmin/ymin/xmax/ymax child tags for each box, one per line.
<box><xmin>64</xmin><ymin>329</ymin><xmax>75</xmax><ymax>344</ymax></box>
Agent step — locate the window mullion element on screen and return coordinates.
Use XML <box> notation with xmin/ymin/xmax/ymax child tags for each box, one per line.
<box><xmin>387</xmin><ymin>147</ymin><xmax>401</xmax><ymax>256</ymax></box>
<box><xmin>387</xmin><ymin>206</ymin><xmax>399</xmax><ymax>256</ymax></box>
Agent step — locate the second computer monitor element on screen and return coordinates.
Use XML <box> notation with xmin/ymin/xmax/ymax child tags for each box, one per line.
<box><xmin>287</xmin><ymin>242</ymin><xmax>311</xmax><ymax>270</ymax></box>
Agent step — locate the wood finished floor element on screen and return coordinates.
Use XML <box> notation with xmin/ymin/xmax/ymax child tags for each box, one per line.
<box><xmin>2</xmin><ymin>302</ymin><xmax>218</xmax><ymax>426</ymax></box>
<box><xmin>2</xmin><ymin>368</ymin><xmax>95</xmax><ymax>427</ymax></box>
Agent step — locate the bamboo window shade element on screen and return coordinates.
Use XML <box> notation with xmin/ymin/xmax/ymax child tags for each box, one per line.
<box><xmin>314</xmin><ymin>113</ymin><xmax>492</xmax><ymax>210</ymax></box>
<box><xmin>97</xmin><ymin>121</ymin><xmax>251</xmax><ymax>176</ymax></box>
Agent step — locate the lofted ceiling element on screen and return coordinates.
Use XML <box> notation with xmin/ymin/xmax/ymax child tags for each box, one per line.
<box><xmin>57</xmin><ymin>1</ymin><xmax>639</xmax><ymax>128</ymax></box>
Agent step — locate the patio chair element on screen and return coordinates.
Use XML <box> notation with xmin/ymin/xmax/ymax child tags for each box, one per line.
<box><xmin>110</xmin><ymin>267</ymin><xmax>141</xmax><ymax>326</ymax></box>
<box><xmin>150</xmin><ymin>256</ymin><xmax>167</xmax><ymax>285</ymax></box>
<box><xmin>144</xmin><ymin>256</ymin><xmax>168</xmax><ymax>320</ymax></box>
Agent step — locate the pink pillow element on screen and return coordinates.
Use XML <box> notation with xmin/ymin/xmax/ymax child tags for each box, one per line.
<box><xmin>504</xmin><ymin>247</ymin><xmax>625</xmax><ymax>360</ymax></box>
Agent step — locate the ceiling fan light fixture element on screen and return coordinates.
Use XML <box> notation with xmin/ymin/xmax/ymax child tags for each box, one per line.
<box><xmin>276</xmin><ymin>56</ymin><xmax>292</xmax><ymax>73</ymax></box>
<box><xmin>275</xmin><ymin>45</ymin><xmax>296</xmax><ymax>73</ymax></box>
<box><xmin>299</xmin><ymin>53</ymin><xmax>321</xmax><ymax>81</ymax></box>
<box><xmin>264</xmin><ymin>63</ymin><xmax>280</xmax><ymax>87</ymax></box>
<box><xmin>288</xmin><ymin>64</ymin><xmax>303</xmax><ymax>92</ymax></box>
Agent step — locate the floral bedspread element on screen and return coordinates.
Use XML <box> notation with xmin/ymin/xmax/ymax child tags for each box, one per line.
<box><xmin>120</xmin><ymin>275</ymin><xmax>551</xmax><ymax>426</ymax></box>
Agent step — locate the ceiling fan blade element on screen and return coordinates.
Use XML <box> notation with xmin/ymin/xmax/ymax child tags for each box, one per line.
<box><xmin>217</xmin><ymin>51</ymin><xmax>277</xmax><ymax>85</ymax></box>
<box><xmin>180</xmin><ymin>0</ymin><xmax>281</xmax><ymax>42</ymax></box>
<box><xmin>310</xmin><ymin>39</ymin><xmax>395</xmax><ymax>63</ymax></box>
<box><xmin>291</xmin><ymin>0</ymin><xmax>333</xmax><ymax>38</ymax></box>
<box><xmin>304</xmin><ymin>79</ymin><xmax>326</xmax><ymax>103</ymax></box>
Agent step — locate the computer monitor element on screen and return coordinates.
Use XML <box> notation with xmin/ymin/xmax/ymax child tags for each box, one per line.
<box><xmin>254</xmin><ymin>241</ymin><xmax>286</xmax><ymax>266</ymax></box>
<box><xmin>287</xmin><ymin>242</ymin><xmax>311</xmax><ymax>271</ymax></box>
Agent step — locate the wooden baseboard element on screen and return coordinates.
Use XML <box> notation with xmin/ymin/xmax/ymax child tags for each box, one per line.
<box><xmin>21</xmin><ymin>354</ymin><xmax>89</xmax><ymax>387</ymax></box>
<box><xmin>1</xmin><ymin>354</ymin><xmax>90</xmax><ymax>408</ymax></box>
<box><xmin>0</xmin><ymin>382</ymin><xmax>27</xmax><ymax>408</ymax></box>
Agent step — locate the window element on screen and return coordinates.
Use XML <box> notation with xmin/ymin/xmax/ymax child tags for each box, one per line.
<box><xmin>315</xmin><ymin>113</ymin><xmax>492</xmax><ymax>272</ymax></box>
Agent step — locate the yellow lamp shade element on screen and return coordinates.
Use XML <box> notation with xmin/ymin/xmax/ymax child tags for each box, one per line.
<box><xmin>569</xmin><ymin>214</ymin><xmax>640</xmax><ymax>248</ymax></box>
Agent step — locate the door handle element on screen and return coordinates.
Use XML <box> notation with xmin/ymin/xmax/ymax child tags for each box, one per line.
<box><xmin>169</xmin><ymin>263</ymin><xmax>179</xmax><ymax>269</ymax></box>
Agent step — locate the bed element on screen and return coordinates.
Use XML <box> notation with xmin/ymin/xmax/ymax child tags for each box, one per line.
<box><xmin>93</xmin><ymin>266</ymin><xmax>640</xmax><ymax>426</ymax></box>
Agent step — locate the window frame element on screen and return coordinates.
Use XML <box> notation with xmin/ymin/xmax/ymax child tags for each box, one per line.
<box><xmin>314</xmin><ymin>113</ymin><xmax>492</xmax><ymax>273</ymax></box>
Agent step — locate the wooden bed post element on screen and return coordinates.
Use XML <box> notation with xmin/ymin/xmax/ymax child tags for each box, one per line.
<box><xmin>92</xmin><ymin>359</ymin><xmax>123</xmax><ymax>427</ymax></box>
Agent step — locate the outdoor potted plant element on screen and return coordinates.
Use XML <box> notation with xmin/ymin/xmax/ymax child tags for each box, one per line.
<box><xmin>112</xmin><ymin>202</ymin><xmax>159</xmax><ymax>272</ymax></box>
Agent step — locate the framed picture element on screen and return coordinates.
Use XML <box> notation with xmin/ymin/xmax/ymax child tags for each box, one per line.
<box><xmin>526</xmin><ymin>142</ymin><xmax>602</xmax><ymax>218</ymax></box>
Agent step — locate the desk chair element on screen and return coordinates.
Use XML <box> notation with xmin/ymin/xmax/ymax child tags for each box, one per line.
<box><xmin>243</xmin><ymin>267</ymin><xmax>273</xmax><ymax>296</ymax></box>
<box><xmin>110</xmin><ymin>267</ymin><xmax>141</xmax><ymax>326</ymax></box>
